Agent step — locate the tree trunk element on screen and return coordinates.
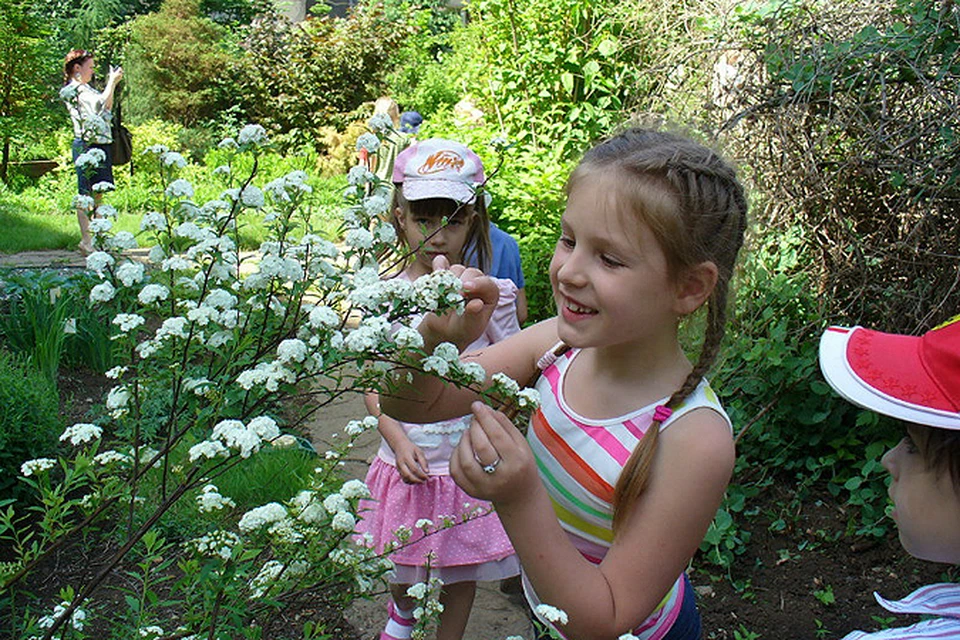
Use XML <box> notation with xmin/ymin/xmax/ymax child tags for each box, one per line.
<box><xmin>0</xmin><ymin>137</ymin><xmax>9</xmax><ymax>185</ymax></box>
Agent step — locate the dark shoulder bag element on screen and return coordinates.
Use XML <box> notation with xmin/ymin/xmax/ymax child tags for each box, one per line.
<box><xmin>111</xmin><ymin>98</ymin><xmax>133</xmax><ymax>169</ymax></box>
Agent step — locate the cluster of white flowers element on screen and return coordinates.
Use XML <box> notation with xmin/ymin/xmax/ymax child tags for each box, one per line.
<box><xmin>190</xmin><ymin>530</ymin><xmax>241</xmax><ymax>561</ymax></box>
<box><xmin>138</xmin><ymin>283</ymin><xmax>170</xmax><ymax>305</ymax></box>
<box><xmin>343</xmin><ymin>415</ymin><xmax>378</xmax><ymax>437</ymax></box>
<box><xmin>536</xmin><ymin>604</ymin><xmax>569</xmax><ymax>625</ymax></box>
<box><xmin>93</xmin><ymin>449</ymin><xmax>130</xmax><ymax>466</ymax></box>
<box><xmin>166</xmin><ymin>178</ymin><xmax>194</xmax><ymax>199</ymax></box>
<box><xmin>20</xmin><ymin>458</ymin><xmax>56</xmax><ymax>477</ymax></box>
<box><xmin>89</xmin><ymin>281</ymin><xmax>116</xmax><ymax>303</ymax></box>
<box><xmin>37</xmin><ymin>601</ymin><xmax>86</xmax><ymax>632</ymax></box>
<box><xmin>161</xmin><ymin>151</ymin><xmax>187</xmax><ymax>168</ymax></box>
<box><xmin>408</xmin><ymin>576</ymin><xmax>445</xmax><ymax>623</ymax></box>
<box><xmin>237</xmin><ymin>124</ymin><xmax>268</xmax><ymax>146</ymax></box>
<box><xmin>139</xmin><ymin>625</ymin><xmax>165</xmax><ymax>638</ymax></box>
<box><xmin>238</xmin><ymin>502</ymin><xmax>287</xmax><ymax>533</ymax></box>
<box><xmin>73</xmin><ymin>194</ymin><xmax>96</xmax><ymax>211</ymax></box>
<box><xmin>60</xmin><ymin>423</ymin><xmax>102</xmax><ymax>446</ymax></box>
<box><xmin>140</xmin><ymin>211</ymin><xmax>167</xmax><ymax>231</ymax></box>
<box><xmin>422</xmin><ymin>342</ymin><xmax>462</xmax><ymax>377</ymax></box>
<box><xmin>344</xmin><ymin>316</ymin><xmax>391</xmax><ymax>352</ymax></box>
<box><xmin>113</xmin><ymin>313</ymin><xmax>145</xmax><ymax>334</ymax></box>
<box><xmin>196</xmin><ymin>484</ymin><xmax>236</xmax><ymax>513</ymax></box>
<box><xmin>92</xmin><ymin>180</ymin><xmax>115</xmax><ymax>193</ymax></box>
<box><xmin>236</xmin><ymin>360</ymin><xmax>296</xmax><ymax>393</ymax></box>
<box><xmin>367</xmin><ymin>112</ymin><xmax>394</xmax><ymax>133</ymax></box>
<box><xmin>347</xmin><ymin>165</ymin><xmax>375</xmax><ymax>186</ymax></box>
<box><xmin>195</xmin><ymin>416</ymin><xmax>280</xmax><ymax>459</ymax></box>
<box><xmin>264</xmin><ymin>170</ymin><xmax>312</xmax><ymax>203</ymax></box>
<box><xmin>75</xmin><ymin>148</ymin><xmax>105</xmax><ymax>170</ymax></box>
<box><xmin>355</xmin><ymin>132</ymin><xmax>381</xmax><ymax>153</ymax></box>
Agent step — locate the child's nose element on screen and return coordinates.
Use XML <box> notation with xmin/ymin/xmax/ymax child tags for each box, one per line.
<box><xmin>557</xmin><ymin>251</ymin><xmax>587</xmax><ymax>287</ymax></box>
<box><xmin>881</xmin><ymin>444</ymin><xmax>900</xmax><ymax>479</ymax></box>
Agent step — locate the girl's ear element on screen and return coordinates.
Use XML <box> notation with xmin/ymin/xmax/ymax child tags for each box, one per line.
<box><xmin>394</xmin><ymin>207</ymin><xmax>406</xmax><ymax>230</ymax></box>
<box><xmin>673</xmin><ymin>261</ymin><xmax>718</xmax><ymax>316</ymax></box>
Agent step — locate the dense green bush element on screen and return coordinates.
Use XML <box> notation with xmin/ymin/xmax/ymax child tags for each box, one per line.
<box><xmin>236</xmin><ymin>3</ymin><xmax>411</xmax><ymax>150</ymax></box>
<box><xmin>715</xmin><ymin>0</ymin><xmax>960</xmax><ymax>332</ymax></box>
<box><xmin>0</xmin><ymin>349</ymin><xmax>61</xmax><ymax>499</ymax></box>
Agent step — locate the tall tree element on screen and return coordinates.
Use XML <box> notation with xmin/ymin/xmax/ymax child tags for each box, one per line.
<box><xmin>0</xmin><ymin>0</ymin><xmax>61</xmax><ymax>184</ymax></box>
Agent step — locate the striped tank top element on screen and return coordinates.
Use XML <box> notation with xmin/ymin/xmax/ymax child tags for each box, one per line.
<box><xmin>524</xmin><ymin>347</ymin><xmax>731</xmax><ymax>639</ymax></box>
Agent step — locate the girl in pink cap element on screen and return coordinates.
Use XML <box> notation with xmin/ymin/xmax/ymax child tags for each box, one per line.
<box><xmin>356</xmin><ymin>139</ymin><xmax>521</xmax><ymax>640</ymax></box>
<box><xmin>819</xmin><ymin>316</ymin><xmax>960</xmax><ymax>639</ymax></box>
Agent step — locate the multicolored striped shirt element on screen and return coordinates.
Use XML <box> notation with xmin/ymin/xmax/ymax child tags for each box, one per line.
<box><xmin>523</xmin><ymin>347</ymin><xmax>731</xmax><ymax>639</ymax></box>
<box><xmin>841</xmin><ymin>583</ymin><xmax>960</xmax><ymax>639</ymax></box>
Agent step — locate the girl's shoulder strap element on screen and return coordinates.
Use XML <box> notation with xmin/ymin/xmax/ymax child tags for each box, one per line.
<box><xmin>536</xmin><ymin>341</ymin><xmax>570</xmax><ymax>372</ymax></box>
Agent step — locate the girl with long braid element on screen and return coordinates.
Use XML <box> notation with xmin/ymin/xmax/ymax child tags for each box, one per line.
<box><xmin>381</xmin><ymin>127</ymin><xmax>748</xmax><ymax>640</ymax></box>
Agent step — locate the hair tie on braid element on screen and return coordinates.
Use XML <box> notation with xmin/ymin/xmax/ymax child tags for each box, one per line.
<box><xmin>653</xmin><ymin>405</ymin><xmax>673</xmax><ymax>423</ymax></box>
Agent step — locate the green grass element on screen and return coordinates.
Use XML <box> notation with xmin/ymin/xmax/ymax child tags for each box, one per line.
<box><xmin>0</xmin><ymin>173</ymin><xmax>348</xmax><ymax>254</ymax></box>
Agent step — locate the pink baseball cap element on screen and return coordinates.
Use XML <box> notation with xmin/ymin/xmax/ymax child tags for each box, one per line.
<box><xmin>818</xmin><ymin>316</ymin><xmax>960</xmax><ymax>429</ymax></box>
<box><xmin>393</xmin><ymin>138</ymin><xmax>485</xmax><ymax>204</ymax></box>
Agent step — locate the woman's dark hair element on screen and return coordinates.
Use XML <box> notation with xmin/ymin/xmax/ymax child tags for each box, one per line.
<box><xmin>63</xmin><ymin>49</ymin><xmax>92</xmax><ymax>85</ymax></box>
<box><xmin>568</xmin><ymin>127</ymin><xmax>749</xmax><ymax>534</ymax></box>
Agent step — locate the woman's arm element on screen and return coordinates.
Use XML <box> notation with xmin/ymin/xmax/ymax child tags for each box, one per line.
<box><xmin>101</xmin><ymin>66</ymin><xmax>123</xmax><ymax>111</ymax></box>
<box><xmin>454</xmin><ymin>403</ymin><xmax>735</xmax><ymax>640</ymax></box>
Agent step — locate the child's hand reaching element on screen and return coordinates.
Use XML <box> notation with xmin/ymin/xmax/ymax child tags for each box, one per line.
<box><xmin>418</xmin><ymin>255</ymin><xmax>501</xmax><ymax>351</ymax></box>
<box><xmin>451</xmin><ymin>401</ymin><xmax>540</xmax><ymax>503</ymax></box>
<box><xmin>393</xmin><ymin>438</ymin><xmax>430</xmax><ymax>484</ymax></box>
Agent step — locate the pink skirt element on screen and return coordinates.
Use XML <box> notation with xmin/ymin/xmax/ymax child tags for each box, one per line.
<box><xmin>356</xmin><ymin>458</ymin><xmax>519</xmax><ymax>585</ymax></box>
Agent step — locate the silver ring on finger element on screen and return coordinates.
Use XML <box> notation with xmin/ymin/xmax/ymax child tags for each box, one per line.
<box><xmin>482</xmin><ymin>457</ymin><xmax>501</xmax><ymax>474</ymax></box>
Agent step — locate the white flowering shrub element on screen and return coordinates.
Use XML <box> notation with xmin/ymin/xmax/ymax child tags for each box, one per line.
<box><xmin>2</xmin><ymin>122</ymin><xmax>535</xmax><ymax>640</ymax></box>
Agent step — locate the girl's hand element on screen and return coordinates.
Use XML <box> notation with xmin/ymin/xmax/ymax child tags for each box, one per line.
<box><xmin>451</xmin><ymin>401</ymin><xmax>539</xmax><ymax>503</ymax></box>
<box><xmin>419</xmin><ymin>255</ymin><xmax>500</xmax><ymax>351</ymax></box>
<box><xmin>394</xmin><ymin>440</ymin><xmax>430</xmax><ymax>484</ymax></box>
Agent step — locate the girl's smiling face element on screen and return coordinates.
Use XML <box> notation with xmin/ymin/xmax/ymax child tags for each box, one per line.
<box><xmin>549</xmin><ymin>173</ymin><xmax>681</xmax><ymax>352</ymax></box>
<box><xmin>882</xmin><ymin>428</ymin><xmax>960</xmax><ymax>564</ymax></box>
<box><xmin>396</xmin><ymin>207</ymin><xmax>475</xmax><ymax>278</ymax></box>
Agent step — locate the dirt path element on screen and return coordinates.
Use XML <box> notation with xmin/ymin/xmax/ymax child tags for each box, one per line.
<box><xmin>305</xmin><ymin>392</ymin><xmax>534</xmax><ymax>640</ymax></box>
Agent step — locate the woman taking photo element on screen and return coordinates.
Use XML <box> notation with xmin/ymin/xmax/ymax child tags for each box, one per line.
<box><xmin>61</xmin><ymin>49</ymin><xmax>123</xmax><ymax>254</ymax></box>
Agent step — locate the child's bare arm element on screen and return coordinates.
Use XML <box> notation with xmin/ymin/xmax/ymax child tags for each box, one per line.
<box><xmin>454</xmin><ymin>403</ymin><xmax>734</xmax><ymax>640</ymax></box>
<box><xmin>382</xmin><ymin>318</ymin><xmax>557</xmax><ymax>424</ymax></box>
<box><xmin>366</xmin><ymin>391</ymin><xmax>429</xmax><ymax>483</ymax></box>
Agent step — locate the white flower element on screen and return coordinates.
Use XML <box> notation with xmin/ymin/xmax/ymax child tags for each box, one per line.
<box><xmin>59</xmin><ymin>84</ymin><xmax>78</xmax><ymax>101</ymax></box>
<box><xmin>161</xmin><ymin>255</ymin><xmax>191</xmax><ymax>272</ymax></box>
<box><xmin>92</xmin><ymin>181</ymin><xmax>115</xmax><ymax>193</ymax></box>
<box><xmin>143</xmin><ymin>144</ymin><xmax>169</xmax><ymax>156</ymax></box>
<box><xmin>94</xmin><ymin>450</ymin><xmax>129</xmax><ymax>466</ymax></box>
<box><xmin>38</xmin><ymin>602</ymin><xmax>86</xmax><ymax>631</ymax></box>
<box><xmin>277</xmin><ymin>339</ymin><xmax>308</xmax><ymax>363</ymax></box>
<box><xmin>308</xmin><ymin>305</ymin><xmax>340</xmax><ymax>329</ymax></box>
<box><xmin>347</xmin><ymin>165</ymin><xmax>375</xmax><ymax>186</ymax></box>
<box><xmin>491</xmin><ymin>372</ymin><xmax>521</xmax><ymax>396</ymax></box>
<box><xmin>166</xmin><ymin>178</ymin><xmax>194</xmax><ymax>199</ymax></box>
<box><xmin>375</xmin><ymin>222</ymin><xmax>397</xmax><ymax>244</ymax></box>
<box><xmin>331</xmin><ymin>511</ymin><xmax>356</xmax><ymax>532</ymax></box>
<box><xmin>116</xmin><ymin>262</ymin><xmax>146</xmax><ymax>287</ymax></box>
<box><xmin>105</xmin><ymin>365</ymin><xmax>127</xmax><ymax>379</ymax></box>
<box><xmin>341</xmin><ymin>479</ymin><xmax>370</xmax><ymax>499</ymax></box>
<box><xmin>323</xmin><ymin>493</ymin><xmax>350</xmax><ymax>514</ymax></box>
<box><xmin>138</xmin><ymin>284</ymin><xmax>170</xmax><ymax>305</ymax></box>
<box><xmin>394</xmin><ymin>326</ymin><xmax>424</xmax><ymax>349</ymax></box>
<box><xmin>218</xmin><ymin>137</ymin><xmax>238</xmax><ymax>149</ymax></box>
<box><xmin>140</xmin><ymin>211</ymin><xmax>167</xmax><ymax>231</ymax></box>
<box><xmin>157</xmin><ymin>317</ymin><xmax>189</xmax><ymax>340</ymax></box>
<box><xmin>188</xmin><ymin>440</ymin><xmax>229</xmax><ymax>462</ymax></box>
<box><xmin>139</xmin><ymin>625</ymin><xmax>165</xmax><ymax>638</ymax></box>
<box><xmin>191</xmin><ymin>530</ymin><xmax>240</xmax><ymax>560</ymax></box>
<box><xmin>238</xmin><ymin>502</ymin><xmax>287</xmax><ymax>532</ymax></box>
<box><xmin>461</xmin><ymin>361</ymin><xmax>487</xmax><ymax>385</ymax></box>
<box><xmin>89</xmin><ymin>217</ymin><xmax>113</xmax><ymax>234</ymax></box>
<box><xmin>355</xmin><ymin>133</ymin><xmax>381</xmax><ymax>153</ymax></box>
<box><xmin>60</xmin><ymin>423</ymin><xmax>103</xmax><ymax>445</ymax></box>
<box><xmin>161</xmin><ymin>151</ymin><xmax>187</xmax><ymax>168</ymax></box>
<box><xmin>618</xmin><ymin>634</ymin><xmax>641</xmax><ymax>640</ymax></box>
<box><xmin>106</xmin><ymin>386</ymin><xmax>131</xmax><ymax>411</ymax></box>
<box><xmin>90</xmin><ymin>281</ymin><xmax>116</xmax><ymax>303</ymax></box>
<box><xmin>196</xmin><ymin>485</ymin><xmax>236</xmax><ymax>513</ymax></box>
<box><xmin>237</xmin><ymin>124</ymin><xmax>267</xmax><ymax>146</ymax></box>
<box><xmin>536</xmin><ymin>604</ymin><xmax>569</xmax><ymax>625</ymax></box>
<box><xmin>75</xmin><ymin>148</ymin><xmax>105</xmax><ymax>170</ymax></box>
<box><xmin>240</xmin><ymin>184</ymin><xmax>265</xmax><ymax>208</ymax></box>
<box><xmin>73</xmin><ymin>194</ymin><xmax>96</xmax><ymax>211</ymax></box>
<box><xmin>20</xmin><ymin>458</ymin><xmax>56</xmax><ymax>476</ymax></box>
<box><xmin>113</xmin><ymin>313</ymin><xmax>145</xmax><ymax>333</ymax></box>
<box><xmin>109</xmin><ymin>231</ymin><xmax>138</xmax><ymax>250</ymax></box>
<box><xmin>407</xmin><ymin>582</ymin><xmax>429</xmax><ymax>599</ymax></box>
<box><xmin>415</xmin><ymin>518</ymin><xmax>433</xmax><ymax>530</ymax></box>
<box><xmin>363</xmin><ymin>194</ymin><xmax>388</xmax><ymax>216</ymax></box>
<box><xmin>86</xmin><ymin>251</ymin><xmax>115</xmax><ymax>276</ymax></box>
<box><xmin>517</xmin><ymin>388</ymin><xmax>541</xmax><ymax>409</ymax></box>
<box><xmin>368</xmin><ymin>113</ymin><xmax>394</xmax><ymax>133</ymax></box>
<box><xmin>247</xmin><ymin>416</ymin><xmax>279</xmax><ymax>441</ymax></box>
<box><xmin>490</xmin><ymin>136</ymin><xmax>510</xmax><ymax>150</ymax></box>
<box><xmin>344</xmin><ymin>228</ymin><xmax>374</xmax><ymax>249</ymax></box>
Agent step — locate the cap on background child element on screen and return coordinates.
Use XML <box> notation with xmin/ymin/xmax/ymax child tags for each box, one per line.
<box><xmin>819</xmin><ymin>316</ymin><xmax>960</xmax><ymax>639</ymax></box>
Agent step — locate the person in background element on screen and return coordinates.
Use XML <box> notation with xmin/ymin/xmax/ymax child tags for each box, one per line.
<box><xmin>356</xmin><ymin>138</ymin><xmax>521</xmax><ymax>640</ymax></box>
<box><xmin>370</xmin><ymin>96</ymin><xmax>404</xmax><ymax>184</ymax></box>
<box><xmin>819</xmin><ymin>316</ymin><xmax>960</xmax><ymax>640</ymax></box>
<box><xmin>486</xmin><ymin>221</ymin><xmax>528</xmax><ymax>324</ymax></box>
<box><xmin>399</xmin><ymin>110</ymin><xmax>423</xmax><ymax>136</ymax></box>
<box><xmin>61</xmin><ymin>49</ymin><xmax>122</xmax><ymax>255</ymax></box>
